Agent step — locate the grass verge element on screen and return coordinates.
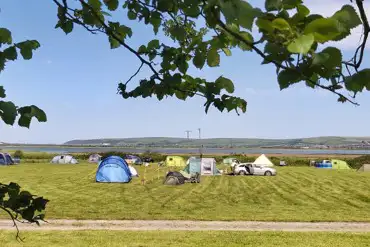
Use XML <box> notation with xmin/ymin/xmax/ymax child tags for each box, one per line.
<box><xmin>1</xmin><ymin>231</ymin><xmax>370</xmax><ymax>247</ymax></box>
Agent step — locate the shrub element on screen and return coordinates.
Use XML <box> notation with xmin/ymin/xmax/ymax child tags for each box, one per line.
<box><xmin>13</xmin><ymin>150</ymin><xmax>24</xmax><ymax>158</ymax></box>
<box><xmin>347</xmin><ymin>155</ymin><xmax>370</xmax><ymax>169</ymax></box>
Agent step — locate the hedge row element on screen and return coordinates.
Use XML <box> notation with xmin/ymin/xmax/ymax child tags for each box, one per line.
<box><xmin>9</xmin><ymin>150</ymin><xmax>370</xmax><ymax>169</ymax></box>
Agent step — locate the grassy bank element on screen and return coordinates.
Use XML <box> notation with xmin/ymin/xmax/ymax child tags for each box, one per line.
<box><xmin>0</xmin><ymin>163</ymin><xmax>369</xmax><ymax>221</ymax></box>
<box><xmin>1</xmin><ymin>231</ymin><xmax>370</xmax><ymax>247</ymax></box>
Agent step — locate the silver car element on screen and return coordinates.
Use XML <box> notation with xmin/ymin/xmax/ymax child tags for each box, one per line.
<box><xmin>234</xmin><ymin>163</ymin><xmax>277</xmax><ymax>176</ymax></box>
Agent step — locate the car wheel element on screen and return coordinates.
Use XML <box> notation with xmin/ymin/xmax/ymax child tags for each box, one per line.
<box><xmin>238</xmin><ymin>171</ymin><xmax>247</xmax><ymax>176</ymax></box>
<box><xmin>264</xmin><ymin>171</ymin><xmax>272</xmax><ymax>176</ymax></box>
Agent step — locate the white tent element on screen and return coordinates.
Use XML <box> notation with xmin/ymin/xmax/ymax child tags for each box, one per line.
<box><xmin>129</xmin><ymin>165</ymin><xmax>139</xmax><ymax>177</ymax></box>
<box><xmin>88</xmin><ymin>154</ymin><xmax>102</xmax><ymax>163</ymax></box>
<box><xmin>51</xmin><ymin>155</ymin><xmax>78</xmax><ymax>164</ymax></box>
<box><xmin>253</xmin><ymin>154</ymin><xmax>274</xmax><ymax>167</ymax></box>
<box><xmin>358</xmin><ymin>164</ymin><xmax>370</xmax><ymax>172</ymax></box>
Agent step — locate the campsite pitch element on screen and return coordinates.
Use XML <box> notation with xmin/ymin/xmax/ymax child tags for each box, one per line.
<box><xmin>0</xmin><ymin>163</ymin><xmax>369</xmax><ymax>222</ymax></box>
<box><xmin>0</xmin><ymin>231</ymin><xmax>370</xmax><ymax>247</ymax></box>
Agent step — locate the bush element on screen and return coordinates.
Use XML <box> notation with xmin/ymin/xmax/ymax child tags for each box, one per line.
<box><xmin>347</xmin><ymin>155</ymin><xmax>370</xmax><ymax>169</ymax></box>
<box><xmin>13</xmin><ymin>150</ymin><xmax>24</xmax><ymax>158</ymax></box>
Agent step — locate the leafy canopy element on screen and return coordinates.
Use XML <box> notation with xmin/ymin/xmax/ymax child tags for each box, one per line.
<box><xmin>51</xmin><ymin>0</ymin><xmax>369</xmax><ymax>111</ymax></box>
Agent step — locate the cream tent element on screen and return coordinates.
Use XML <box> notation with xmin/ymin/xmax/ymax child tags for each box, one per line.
<box><xmin>358</xmin><ymin>164</ymin><xmax>370</xmax><ymax>172</ymax></box>
<box><xmin>253</xmin><ymin>154</ymin><xmax>274</xmax><ymax>167</ymax></box>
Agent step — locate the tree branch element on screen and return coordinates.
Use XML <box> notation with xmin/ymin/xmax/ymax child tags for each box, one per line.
<box><xmin>353</xmin><ymin>0</ymin><xmax>370</xmax><ymax>69</ymax></box>
<box><xmin>0</xmin><ymin>206</ymin><xmax>22</xmax><ymax>242</ymax></box>
<box><xmin>79</xmin><ymin>0</ymin><xmax>163</xmax><ymax>81</ymax></box>
<box><xmin>126</xmin><ymin>62</ymin><xmax>144</xmax><ymax>85</ymax></box>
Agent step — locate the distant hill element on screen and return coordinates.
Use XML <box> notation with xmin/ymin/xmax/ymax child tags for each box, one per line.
<box><xmin>63</xmin><ymin>136</ymin><xmax>370</xmax><ymax>148</ymax></box>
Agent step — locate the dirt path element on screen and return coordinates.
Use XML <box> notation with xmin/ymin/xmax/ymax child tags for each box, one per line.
<box><xmin>0</xmin><ymin>220</ymin><xmax>369</xmax><ymax>232</ymax></box>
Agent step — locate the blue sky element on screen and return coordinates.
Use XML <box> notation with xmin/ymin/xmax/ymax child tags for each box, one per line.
<box><xmin>0</xmin><ymin>0</ymin><xmax>369</xmax><ymax>144</ymax></box>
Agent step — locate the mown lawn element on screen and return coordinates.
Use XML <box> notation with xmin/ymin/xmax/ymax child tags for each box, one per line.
<box><xmin>0</xmin><ymin>163</ymin><xmax>369</xmax><ymax>221</ymax></box>
<box><xmin>1</xmin><ymin>231</ymin><xmax>370</xmax><ymax>247</ymax></box>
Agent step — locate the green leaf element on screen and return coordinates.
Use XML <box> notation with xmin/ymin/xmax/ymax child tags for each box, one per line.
<box><xmin>172</xmin><ymin>26</ymin><xmax>186</xmax><ymax>42</ymax></box>
<box><xmin>0</xmin><ymin>101</ymin><xmax>17</xmax><ymax>125</ymax></box>
<box><xmin>0</xmin><ymin>86</ymin><xmax>5</xmax><ymax>98</ymax></box>
<box><xmin>138</xmin><ymin>45</ymin><xmax>147</xmax><ymax>54</ymax></box>
<box><xmin>278</xmin><ymin>69</ymin><xmax>302</xmax><ymax>90</ymax></box>
<box><xmin>16</xmin><ymin>40</ymin><xmax>40</xmax><ymax>60</ymax></box>
<box><xmin>89</xmin><ymin>0</ymin><xmax>102</xmax><ymax>10</ymax></box>
<box><xmin>297</xmin><ymin>4</ymin><xmax>310</xmax><ymax>17</ymax></box>
<box><xmin>183</xmin><ymin>5</ymin><xmax>200</xmax><ymax>18</ymax></box>
<box><xmin>0</xmin><ymin>28</ymin><xmax>12</xmax><ymax>45</ymax></box>
<box><xmin>103</xmin><ymin>0</ymin><xmax>119</xmax><ymax>11</ymax></box>
<box><xmin>313</xmin><ymin>47</ymin><xmax>342</xmax><ymax>69</ymax></box>
<box><xmin>157</xmin><ymin>0</ymin><xmax>174</xmax><ymax>12</ymax></box>
<box><xmin>265</xmin><ymin>0</ymin><xmax>282</xmax><ymax>11</ymax></box>
<box><xmin>150</xmin><ymin>12</ymin><xmax>161</xmax><ymax>34</ymax></box>
<box><xmin>345</xmin><ymin>69</ymin><xmax>370</xmax><ymax>93</ymax></box>
<box><xmin>175</xmin><ymin>90</ymin><xmax>187</xmax><ymax>100</ymax></box>
<box><xmin>282</xmin><ymin>0</ymin><xmax>302</xmax><ymax>9</ymax></box>
<box><xmin>3</xmin><ymin>46</ymin><xmax>17</xmax><ymax>61</ymax></box>
<box><xmin>127</xmin><ymin>10</ymin><xmax>137</xmax><ymax>20</ymax></box>
<box><xmin>193</xmin><ymin>50</ymin><xmax>205</xmax><ymax>69</ymax></box>
<box><xmin>61</xmin><ymin>20</ymin><xmax>74</xmax><ymax>34</ymax></box>
<box><xmin>287</xmin><ymin>33</ymin><xmax>314</xmax><ymax>54</ymax></box>
<box><xmin>207</xmin><ymin>48</ymin><xmax>220</xmax><ymax>67</ymax></box>
<box><xmin>17</xmin><ymin>105</ymin><xmax>47</xmax><ymax>128</ymax></box>
<box><xmin>147</xmin><ymin>39</ymin><xmax>160</xmax><ymax>50</ymax></box>
<box><xmin>238</xmin><ymin>32</ymin><xmax>253</xmax><ymax>51</ymax></box>
<box><xmin>215</xmin><ymin>76</ymin><xmax>234</xmax><ymax>93</ymax></box>
<box><xmin>237</xmin><ymin>1</ymin><xmax>259</xmax><ymax>30</ymax></box>
<box><xmin>332</xmin><ymin>5</ymin><xmax>362</xmax><ymax>29</ymax></box>
<box><xmin>312</xmin><ymin>53</ymin><xmax>330</xmax><ymax>66</ymax></box>
<box><xmin>108</xmin><ymin>36</ymin><xmax>120</xmax><ymax>49</ymax></box>
<box><xmin>304</xmin><ymin>18</ymin><xmax>343</xmax><ymax>43</ymax></box>
<box><xmin>272</xmin><ymin>18</ymin><xmax>291</xmax><ymax>31</ymax></box>
<box><xmin>256</xmin><ymin>18</ymin><xmax>274</xmax><ymax>33</ymax></box>
<box><xmin>222</xmin><ymin>48</ymin><xmax>232</xmax><ymax>56</ymax></box>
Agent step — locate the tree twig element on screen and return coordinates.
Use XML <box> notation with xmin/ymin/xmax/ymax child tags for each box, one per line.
<box><xmin>0</xmin><ymin>206</ymin><xmax>23</xmax><ymax>242</ymax></box>
<box><xmin>126</xmin><ymin>62</ymin><xmax>144</xmax><ymax>85</ymax></box>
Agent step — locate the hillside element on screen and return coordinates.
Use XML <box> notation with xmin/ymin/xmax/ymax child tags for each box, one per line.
<box><xmin>63</xmin><ymin>136</ymin><xmax>370</xmax><ymax>148</ymax></box>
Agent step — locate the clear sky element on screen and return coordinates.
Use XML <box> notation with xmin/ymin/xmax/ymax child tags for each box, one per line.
<box><xmin>0</xmin><ymin>0</ymin><xmax>369</xmax><ymax>144</ymax></box>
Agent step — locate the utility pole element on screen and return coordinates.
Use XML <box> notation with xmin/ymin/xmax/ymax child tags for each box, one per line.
<box><xmin>185</xmin><ymin>130</ymin><xmax>192</xmax><ymax>139</ymax></box>
<box><xmin>198</xmin><ymin>128</ymin><xmax>203</xmax><ymax>159</ymax></box>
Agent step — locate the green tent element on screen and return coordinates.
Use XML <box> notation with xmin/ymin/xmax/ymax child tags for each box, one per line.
<box><xmin>165</xmin><ymin>156</ymin><xmax>186</xmax><ymax>167</ymax></box>
<box><xmin>331</xmin><ymin>159</ymin><xmax>350</xmax><ymax>170</ymax></box>
<box><xmin>184</xmin><ymin>157</ymin><xmax>221</xmax><ymax>175</ymax></box>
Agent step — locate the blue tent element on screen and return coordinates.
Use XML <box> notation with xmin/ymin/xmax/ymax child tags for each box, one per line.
<box><xmin>0</xmin><ymin>153</ymin><xmax>14</xmax><ymax>165</ymax></box>
<box><xmin>96</xmin><ymin>156</ymin><xmax>132</xmax><ymax>183</ymax></box>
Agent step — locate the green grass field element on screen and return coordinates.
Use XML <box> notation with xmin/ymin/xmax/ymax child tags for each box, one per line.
<box><xmin>0</xmin><ymin>163</ymin><xmax>369</xmax><ymax>221</ymax></box>
<box><xmin>0</xmin><ymin>231</ymin><xmax>370</xmax><ymax>247</ymax></box>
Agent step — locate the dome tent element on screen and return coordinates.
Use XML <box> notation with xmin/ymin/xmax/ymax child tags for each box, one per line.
<box><xmin>96</xmin><ymin>156</ymin><xmax>132</xmax><ymax>183</ymax></box>
<box><xmin>89</xmin><ymin>154</ymin><xmax>102</xmax><ymax>163</ymax></box>
<box><xmin>165</xmin><ymin>156</ymin><xmax>186</xmax><ymax>166</ymax></box>
<box><xmin>0</xmin><ymin>153</ymin><xmax>15</xmax><ymax>165</ymax></box>
<box><xmin>51</xmin><ymin>155</ymin><xmax>78</xmax><ymax>164</ymax></box>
